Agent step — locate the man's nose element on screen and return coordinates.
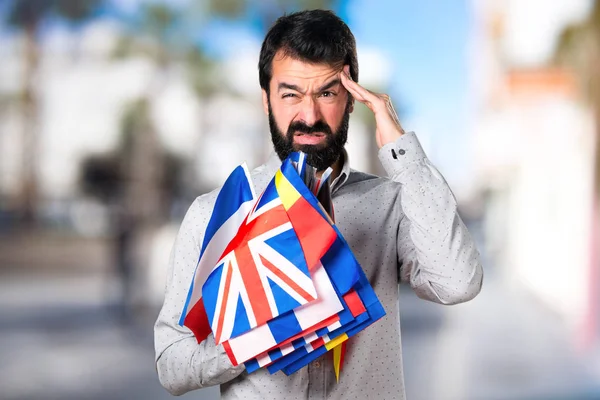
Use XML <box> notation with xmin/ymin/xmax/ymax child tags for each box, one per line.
<box><xmin>297</xmin><ymin>97</ymin><xmax>322</xmax><ymax>127</ymax></box>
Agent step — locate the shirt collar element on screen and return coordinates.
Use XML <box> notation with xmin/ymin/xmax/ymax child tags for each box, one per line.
<box><xmin>263</xmin><ymin>149</ymin><xmax>351</xmax><ymax>193</ymax></box>
<box><xmin>330</xmin><ymin>149</ymin><xmax>351</xmax><ymax>193</ymax></box>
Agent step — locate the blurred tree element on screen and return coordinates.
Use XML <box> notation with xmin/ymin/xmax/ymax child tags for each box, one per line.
<box><xmin>108</xmin><ymin>4</ymin><xmax>192</xmax><ymax>312</ymax></box>
<box><xmin>205</xmin><ymin>0</ymin><xmax>337</xmax><ymax>30</ymax></box>
<box><xmin>5</xmin><ymin>0</ymin><xmax>104</xmax><ymax>226</ymax></box>
<box><xmin>554</xmin><ymin>0</ymin><xmax>600</xmax><ymax>192</ymax></box>
<box><xmin>112</xmin><ymin>4</ymin><xmax>186</xmax><ymax>224</ymax></box>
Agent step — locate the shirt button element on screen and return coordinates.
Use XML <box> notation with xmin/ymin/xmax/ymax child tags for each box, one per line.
<box><xmin>398</xmin><ymin>149</ymin><xmax>406</xmax><ymax>155</ymax></box>
<box><xmin>314</xmin><ymin>361</ymin><xmax>321</xmax><ymax>368</ymax></box>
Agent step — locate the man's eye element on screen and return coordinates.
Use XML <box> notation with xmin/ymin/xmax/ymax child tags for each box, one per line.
<box><xmin>282</xmin><ymin>93</ymin><xmax>297</xmax><ymax>99</ymax></box>
<box><xmin>320</xmin><ymin>91</ymin><xmax>336</xmax><ymax>98</ymax></box>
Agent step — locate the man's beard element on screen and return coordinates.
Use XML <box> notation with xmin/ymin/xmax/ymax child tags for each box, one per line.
<box><xmin>268</xmin><ymin>99</ymin><xmax>350</xmax><ymax>171</ymax></box>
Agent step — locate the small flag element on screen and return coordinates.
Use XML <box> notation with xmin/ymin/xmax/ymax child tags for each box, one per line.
<box><xmin>180</xmin><ymin>163</ymin><xmax>256</xmax><ymax>343</ymax></box>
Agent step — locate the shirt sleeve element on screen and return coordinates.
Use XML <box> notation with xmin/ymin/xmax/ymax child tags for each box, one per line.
<box><xmin>378</xmin><ymin>131</ymin><xmax>483</xmax><ymax>305</ymax></box>
<box><xmin>154</xmin><ymin>196</ymin><xmax>245</xmax><ymax>396</ymax></box>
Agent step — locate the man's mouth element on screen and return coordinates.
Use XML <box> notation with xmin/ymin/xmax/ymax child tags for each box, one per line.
<box><xmin>293</xmin><ymin>132</ymin><xmax>326</xmax><ymax>145</ymax></box>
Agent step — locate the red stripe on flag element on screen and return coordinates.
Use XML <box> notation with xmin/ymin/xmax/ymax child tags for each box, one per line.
<box><xmin>234</xmin><ymin>243</ymin><xmax>274</xmax><ymax>326</ymax></box>
<box><xmin>342</xmin><ymin>289</ymin><xmax>366</xmax><ymax>317</ymax></box>
<box><xmin>260</xmin><ymin>255</ymin><xmax>317</xmax><ymax>302</ymax></box>
<box><xmin>218</xmin><ymin>206</ymin><xmax>291</xmax><ymax>328</ymax></box>
<box><xmin>286</xmin><ymin>196</ymin><xmax>337</xmax><ymax>271</ymax></box>
<box><xmin>222</xmin><ymin>340</ymin><xmax>239</xmax><ymax>366</ymax></box>
<box><xmin>312</xmin><ymin>337</ymin><xmax>325</xmax><ymax>349</ymax></box>
<box><xmin>184</xmin><ymin>299</ymin><xmax>212</xmax><ymax>344</ymax></box>
<box><xmin>214</xmin><ymin>262</ymin><xmax>234</xmax><ymax>343</ymax></box>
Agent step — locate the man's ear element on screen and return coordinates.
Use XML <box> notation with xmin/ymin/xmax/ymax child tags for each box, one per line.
<box><xmin>262</xmin><ymin>90</ymin><xmax>269</xmax><ymax>116</ymax></box>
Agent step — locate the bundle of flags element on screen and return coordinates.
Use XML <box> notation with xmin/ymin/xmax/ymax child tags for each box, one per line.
<box><xmin>179</xmin><ymin>152</ymin><xmax>385</xmax><ymax>380</ymax></box>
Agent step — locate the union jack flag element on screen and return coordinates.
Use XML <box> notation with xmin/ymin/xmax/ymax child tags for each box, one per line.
<box><xmin>202</xmin><ymin>177</ymin><xmax>330</xmax><ymax>344</ymax></box>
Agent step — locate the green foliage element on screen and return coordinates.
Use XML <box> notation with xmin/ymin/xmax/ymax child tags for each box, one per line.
<box><xmin>207</xmin><ymin>0</ymin><xmax>246</xmax><ymax>18</ymax></box>
<box><xmin>111</xmin><ymin>3</ymin><xmax>183</xmax><ymax>66</ymax></box>
<box><xmin>200</xmin><ymin>0</ymin><xmax>336</xmax><ymax>29</ymax></box>
<box><xmin>6</xmin><ymin>0</ymin><xmax>102</xmax><ymax>29</ymax></box>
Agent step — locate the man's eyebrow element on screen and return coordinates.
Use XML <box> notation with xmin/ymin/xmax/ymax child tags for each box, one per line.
<box><xmin>278</xmin><ymin>82</ymin><xmax>303</xmax><ymax>93</ymax></box>
<box><xmin>318</xmin><ymin>79</ymin><xmax>341</xmax><ymax>92</ymax></box>
<box><xmin>277</xmin><ymin>79</ymin><xmax>342</xmax><ymax>94</ymax></box>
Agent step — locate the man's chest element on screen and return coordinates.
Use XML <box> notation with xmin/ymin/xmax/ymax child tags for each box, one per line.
<box><xmin>331</xmin><ymin>189</ymin><xmax>401</xmax><ymax>284</ymax></box>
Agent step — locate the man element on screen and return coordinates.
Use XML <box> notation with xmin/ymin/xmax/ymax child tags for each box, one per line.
<box><xmin>155</xmin><ymin>9</ymin><xmax>483</xmax><ymax>400</ymax></box>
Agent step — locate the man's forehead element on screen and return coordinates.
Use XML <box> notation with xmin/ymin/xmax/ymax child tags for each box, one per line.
<box><xmin>271</xmin><ymin>53</ymin><xmax>342</xmax><ymax>85</ymax></box>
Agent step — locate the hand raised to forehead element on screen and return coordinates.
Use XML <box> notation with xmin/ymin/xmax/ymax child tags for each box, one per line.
<box><xmin>339</xmin><ymin>65</ymin><xmax>405</xmax><ymax>148</ymax></box>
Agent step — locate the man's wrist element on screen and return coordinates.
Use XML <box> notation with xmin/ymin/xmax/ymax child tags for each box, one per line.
<box><xmin>379</xmin><ymin>129</ymin><xmax>405</xmax><ymax>148</ymax></box>
<box><xmin>377</xmin><ymin>131</ymin><xmax>427</xmax><ymax>178</ymax></box>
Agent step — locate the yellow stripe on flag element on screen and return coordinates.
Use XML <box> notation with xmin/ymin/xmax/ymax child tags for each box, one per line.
<box><xmin>325</xmin><ymin>333</ymin><xmax>348</xmax><ymax>351</ymax></box>
<box><xmin>274</xmin><ymin>170</ymin><xmax>301</xmax><ymax>210</ymax></box>
<box><xmin>326</xmin><ymin>334</ymin><xmax>348</xmax><ymax>382</ymax></box>
<box><xmin>332</xmin><ymin>345</ymin><xmax>342</xmax><ymax>382</ymax></box>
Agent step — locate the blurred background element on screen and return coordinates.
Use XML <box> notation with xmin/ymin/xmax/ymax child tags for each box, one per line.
<box><xmin>1</xmin><ymin>0</ymin><xmax>600</xmax><ymax>399</ymax></box>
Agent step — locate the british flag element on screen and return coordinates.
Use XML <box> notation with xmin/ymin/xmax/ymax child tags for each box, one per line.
<box><xmin>202</xmin><ymin>176</ymin><xmax>332</xmax><ymax>344</ymax></box>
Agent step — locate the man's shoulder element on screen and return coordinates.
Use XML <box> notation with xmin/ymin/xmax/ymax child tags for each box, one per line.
<box><xmin>187</xmin><ymin>187</ymin><xmax>220</xmax><ymax>219</ymax></box>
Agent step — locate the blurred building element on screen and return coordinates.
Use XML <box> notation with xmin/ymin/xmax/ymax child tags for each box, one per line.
<box><xmin>470</xmin><ymin>0</ymin><xmax>598</xmax><ymax>348</ymax></box>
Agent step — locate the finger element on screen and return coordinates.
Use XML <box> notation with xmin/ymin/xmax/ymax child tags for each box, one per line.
<box><xmin>340</xmin><ymin>71</ymin><xmax>366</xmax><ymax>98</ymax></box>
<box><xmin>339</xmin><ymin>71</ymin><xmax>366</xmax><ymax>100</ymax></box>
<box><xmin>343</xmin><ymin>79</ymin><xmax>373</xmax><ymax>110</ymax></box>
<box><xmin>342</xmin><ymin>78</ymin><xmax>366</xmax><ymax>102</ymax></box>
<box><xmin>340</xmin><ymin>70</ymin><xmax>380</xmax><ymax>105</ymax></box>
<box><xmin>340</xmin><ymin>73</ymin><xmax>371</xmax><ymax>107</ymax></box>
<box><xmin>384</xmin><ymin>97</ymin><xmax>403</xmax><ymax>130</ymax></box>
<box><xmin>341</xmin><ymin>77</ymin><xmax>391</xmax><ymax>117</ymax></box>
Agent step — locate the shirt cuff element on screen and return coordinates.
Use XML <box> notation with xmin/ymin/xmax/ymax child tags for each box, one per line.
<box><xmin>377</xmin><ymin>131</ymin><xmax>427</xmax><ymax>177</ymax></box>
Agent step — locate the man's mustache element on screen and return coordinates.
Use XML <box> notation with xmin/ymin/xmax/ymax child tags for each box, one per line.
<box><xmin>287</xmin><ymin>121</ymin><xmax>333</xmax><ymax>137</ymax></box>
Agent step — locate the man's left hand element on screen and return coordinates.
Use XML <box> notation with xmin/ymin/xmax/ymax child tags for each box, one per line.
<box><xmin>340</xmin><ymin>65</ymin><xmax>405</xmax><ymax>148</ymax></box>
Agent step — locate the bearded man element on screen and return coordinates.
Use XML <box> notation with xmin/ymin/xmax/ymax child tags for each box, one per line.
<box><xmin>154</xmin><ymin>9</ymin><xmax>483</xmax><ymax>400</ymax></box>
